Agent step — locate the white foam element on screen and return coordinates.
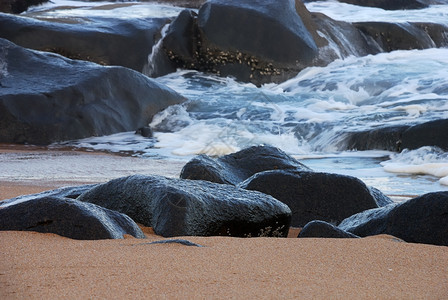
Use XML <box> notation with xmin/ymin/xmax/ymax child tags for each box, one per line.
<box><xmin>381</xmin><ymin>147</ymin><xmax>448</xmax><ymax>186</ymax></box>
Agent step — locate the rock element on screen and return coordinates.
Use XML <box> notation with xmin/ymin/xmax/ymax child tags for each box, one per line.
<box><xmin>338</xmin><ymin>192</ymin><xmax>448</xmax><ymax>246</ymax></box>
<box><xmin>329</xmin><ymin>0</ymin><xmax>428</xmax><ymax>10</ymax></box>
<box><xmin>77</xmin><ymin>174</ymin><xmax>292</xmax><ymax>238</ymax></box>
<box><xmin>0</xmin><ymin>0</ymin><xmax>48</xmax><ymax>14</ymax></box>
<box><xmin>0</xmin><ymin>38</ymin><xmax>185</xmax><ymax>145</ymax></box>
<box><xmin>0</xmin><ymin>196</ymin><xmax>146</xmax><ymax>240</ymax></box>
<box><xmin>415</xmin><ymin>23</ymin><xmax>448</xmax><ymax>48</ymax></box>
<box><xmin>298</xmin><ymin>220</ymin><xmax>359</xmax><ymax>238</ymax></box>
<box><xmin>0</xmin><ymin>184</ymin><xmax>98</xmax><ymax>208</ymax></box>
<box><xmin>135</xmin><ymin>126</ymin><xmax>154</xmax><ymax>138</ymax></box>
<box><xmin>239</xmin><ymin>170</ymin><xmax>382</xmax><ymax>227</ymax></box>
<box><xmin>0</xmin><ymin>11</ymin><xmax>168</xmax><ymax>72</ymax></box>
<box><xmin>368</xmin><ymin>186</ymin><xmax>393</xmax><ymax>207</ymax></box>
<box><xmin>158</xmin><ymin>0</ymin><xmax>320</xmax><ymax>85</ymax></box>
<box><xmin>342</xmin><ymin>119</ymin><xmax>448</xmax><ymax>152</ymax></box>
<box><xmin>401</xmin><ymin>119</ymin><xmax>448</xmax><ymax>151</ymax></box>
<box><xmin>354</xmin><ymin>22</ymin><xmax>436</xmax><ymax>52</ymax></box>
<box><xmin>180</xmin><ymin>145</ymin><xmax>312</xmax><ymax>185</ymax></box>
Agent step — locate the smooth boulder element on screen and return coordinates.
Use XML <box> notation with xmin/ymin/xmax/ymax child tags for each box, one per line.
<box><xmin>338</xmin><ymin>192</ymin><xmax>448</xmax><ymax>246</ymax></box>
<box><xmin>0</xmin><ymin>196</ymin><xmax>146</xmax><ymax>240</ymax></box>
<box><xmin>180</xmin><ymin>145</ymin><xmax>312</xmax><ymax>185</ymax></box>
<box><xmin>0</xmin><ymin>38</ymin><xmax>185</xmax><ymax>144</ymax></box>
<box><xmin>77</xmin><ymin>174</ymin><xmax>292</xmax><ymax>238</ymax></box>
<box><xmin>298</xmin><ymin>220</ymin><xmax>359</xmax><ymax>239</ymax></box>
<box><xmin>239</xmin><ymin>170</ymin><xmax>388</xmax><ymax>227</ymax></box>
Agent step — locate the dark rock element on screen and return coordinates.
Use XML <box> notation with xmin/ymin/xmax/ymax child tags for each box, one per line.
<box><xmin>0</xmin><ymin>196</ymin><xmax>146</xmax><ymax>240</ymax></box>
<box><xmin>77</xmin><ymin>174</ymin><xmax>292</xmax><ymax>238</ymax></box>
<box><xmin>332</xmin><ymin>0</ymin><xmax>428</xmax><ymax>10</ymax></box>
<box><xmin>0</xmin><ymin>12</ymin><xmax>168</xmax><ymax>72</ymax></box>
<box><xmin>158</xmin><ymin>0</ymin><xmax>320</xmax><ymax>85</ymax></box>
<box><xmin>0</xmin><ymin>38</ymin><xmax>185</xmax><ymax>145</ymax></box>
<box><xmin>298</xmin><ymin>220</ymin><xmax>359</xmax><ymax>238</ymax></box>
<box><xmin>0</xmin><ymin>184</ymin><xmax>98</xmax><ymax>208</ymax></box>
<box><xmin>0</xmin><ymin>0</ymin><xmax>48</xmax><ymax>14</ymax></box>
<box><xmin>415</xmin><ymin>23</ymin><xmax>448</xmax><ymax>48</ymax></box>
<box><xmin>135</xmin><ymin>239</ymin><xmax>204</xmax><ymax>247</ymax></box>
<box><xmin>338</xmin><ymin>192</ymin><xmax>448</xmax><ymax>246</ymax></box>
<box><xmin>180</xmin><ymin>145</ymin><xmax>312</xmax><ymax>185</ymax></box>
<box><xmin>368</xmin><ymin>186</ymin><xmax>393</xmax><ymax>207</ymax></box>
<box><xmin>401</xmin><ymin>119</ymin><xmax>448</xmax><ymax>151</ymax></box>
<box><xmin>342</xmin><ymin>119</ymin><xmax>448</xmax><ymax>152</ymax></box>
<box><xmin>239</xmin><ymin>170</ymin><xmax>381</xmax><ymax>227</ymax></box>
<box><xmin>135</xmin><ymin>126</ymin><xmax>154</xmax><ymax>138</ymax></box>
<box><xmin>354</xmin><ymin>22</ymin><xmax>436</xmax><ymax>52</ymax></box>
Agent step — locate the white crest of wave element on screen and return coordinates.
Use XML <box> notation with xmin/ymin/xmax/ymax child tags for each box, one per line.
<box><xmin>381</xmin><ymin>147</ymin><xmax>448</xmax><ymax>186</ymax></box>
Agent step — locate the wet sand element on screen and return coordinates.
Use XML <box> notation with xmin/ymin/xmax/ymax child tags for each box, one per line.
<box><xmin>1</xmin><ymin>146</ymin><xmax>448</xmax><ymax>298</ymax></box>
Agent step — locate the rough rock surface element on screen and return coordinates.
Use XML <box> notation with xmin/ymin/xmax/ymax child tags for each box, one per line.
<box><xmin>0</xmin><ymin>12</ymin><xmax>168</xmax><ymax>72</ymax></box>
<box><xmin>77</xmin><ymin>174</ymin><xmax>292</xmax><ymax>237</ymax></box>
<box><xmin>0</xmin><ymin>38</ymin><xmax>185</xmax><ymax>144</ymax></box>
<box><xmin>298</xmin><ymin>220</ymin><xmax>359</xmax><ymax>239</ymax></box>
<box><xmin>0</xmin><ymin>196</ymin><xmax>146</xmax><ymax>240</ymax></box>
<box><xmin>180</xmin><ymin>145</ymin><xmax>311</xmax><ymax>185</ymax></box>
<box><xmin>239</xmin><ymin>170</ymin><xmax>385</xmax><ymax>227</ymax></box>
<box><xmin>339</xmin><ymin>192</ymin><xmax>448</xmax><ymax>246</ymax></box>
<box><xmin>0</xmin><ymin>0</ymin><xmax>48</xmax><ymax>14</ymax></box>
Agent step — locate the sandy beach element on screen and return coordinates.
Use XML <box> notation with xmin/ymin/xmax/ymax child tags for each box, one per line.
<box><xmin>1</xmin><ymin>147</ymin><xmax>448</xmax><ymax>299</ymax></box>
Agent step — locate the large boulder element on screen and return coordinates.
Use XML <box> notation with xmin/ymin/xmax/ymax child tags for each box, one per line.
<box><xmin>180</xmin><ymin>145</ymin><xmax>312</xmax><ymax>185</ymax></box>
<box><xmin>238</xmin><ymin>170</ymin><xmax>390</xmax><ymax>227</ymax></box>
<box><xmin>298</xmin><ymin>220</ymin><xmax>359</xmax><ymax>239</ymax></box>
<box><xmin>0</xmin><ymin>11</ymin><xmax>168</xmax><ymax>72</ymax></box>
<box><xmin>156</xmin><ymin>0</ymin><xmax>320</xmax><ymax>85</ymax></box>
<box><xmin>77</xmin><ymin>174</ymin><xmax>292</xmax><ymax>238</ymax></box>
<box><xmin>0</xmin><ymin>196</ymin><xmax>146</xmax><ymax>240</ymax></box>
<box><xmin>338</xmin><ymin>192</ymin><xmax>448</xmax><ymax>246</ymax></box>
<box><xmin>0</xmin><ymin>38</ymin><xmax>185</xmax><ymax>145</ymax></box>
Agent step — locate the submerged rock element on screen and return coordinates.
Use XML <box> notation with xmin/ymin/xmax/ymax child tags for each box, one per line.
<box><xmin>0</xmin><ymin>196</ymin><xmax>146</xmax><ymax>240</ymax></box>
<box><xmin>77</xmin><ymin>174</ymin><xmax>292</xmax><ymax>238</ymax></box>
<box><xmin>180</xmin><ymin>145</ymin><xmax>311</xmax><ymax>185</ymax></box>
<box><xmin>338</xmin><ymin>191</ymin><xmax>448</xmax><ymax>246</ymax></box>
<box><xmin>0</xmin><ymin>38</ymin><xmax>185</xmax><ymax>145</ymax></box>
<box><xmin>239</xmin><ymin>170</ymin><xmax>385</xmax><ymax>227</ymax></box>
<box><xmin>298</xmin><ymin>220</ymin><xmax>359</xmax><ymax>239</ymax></box>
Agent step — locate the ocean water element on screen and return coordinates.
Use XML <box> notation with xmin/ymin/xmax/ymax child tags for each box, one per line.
<box><xmin>30</xmin><ymin>0</ymin><xmax>448</xmax><ymax>197</ymax></box>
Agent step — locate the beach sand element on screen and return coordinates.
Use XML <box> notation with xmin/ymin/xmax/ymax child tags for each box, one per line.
<box><xmin>1</xmin><ymin>147</ymin><xmax>448</xmax><ymax>299</ymax></box>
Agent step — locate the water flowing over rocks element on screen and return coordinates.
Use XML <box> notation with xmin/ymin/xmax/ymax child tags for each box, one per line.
<box><xmin>321</xmin><ymin>0</ymin><xmax>428</xmax><ymax>10</ymax></box>
<box><xmin>239</xmin><ymin>170</ymin><xmax>390</xmax><ymax>227</ymax></box>
<box><xmin>297</xmin><ymin>220</ymin><xmax>359</xmax><ymax>239</ymax></box>
<box><xmin>0</xmin><ymin>196</ymin><xmax>146</xmax><ymax>240</ymax></box>
<box><xmin>338</xmin><ymin>191</ymin><xmax>448</xmax><ymax>246</ymax></box>
<box><xmin>77</xmin><ymin>174</ymin><xmax>292</xmax><ymax>238</ymax></box>
<box><xmin>0</xmin><ymin>0</ymin><xmax>48</xmax><ymax>14</ymax></box>
<box><xmin>180</xmin><ymin>145</ymin><xmax>311</xmax><ymax>185</ymax></box>
<box><xmin>0</xmin><ymin>38</ymin><xmax>185</xmax><ymax>145</ymax></box>
<box><xmin>0</xmin><ymin>11</ymin><xmax>169</xmax><ymax>72</ymax></box>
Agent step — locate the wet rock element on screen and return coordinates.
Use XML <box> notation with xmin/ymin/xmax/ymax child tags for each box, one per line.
<box><xmin>0</xmin><ymin>38</ymin><xmax>185</xmax><ymax>145</ymax></box>
<box><xmin>158</xmin><ymin>0</ymin><xmax>320</xmax><ymax>85</ymax></box>
<box><xmin>239</xmin><ymin>170</ymin><xmax>382</xmax><ymax>227</ymax></box>
<box><xmin>338</xmin><ymin>192</ymin><xmax>448</xmax><ymax>246</ymax></box>
<box><xmin>354</xmin><ymin>22</ymin><xmax>436</xmax><ymax>52</ymax></box>
<box><xmin>0</xmin><ymin>196</ymin><xmax>146</xmax><ymax>240</ymax></box>
<box><xmin>77</xmin><ymin>174</ymin><xmax>292</xmax><ymax>238</ymax></box>
<box><xmin>180</xmin><ymin>145</ymin><xmax>311</xmax><ymax>185</ymax></box>
<box><xmin>342</xmin><ymin>119</ymin><xmax>448</xmax><ymax>152</ymax></box>
<box><xmin>0</xmin><ymin>11</ymin><xmax>168</xmax><ymax>71</ymax></box>
<box><xmin>298</xmin><ymin>220</ymin><xmax>359</xmax><ymax>239</ymax></box>
<box><xmin>0</xmin><ymin>0</ymin><xmax>48</xmax><ymax>14</ymax></box>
